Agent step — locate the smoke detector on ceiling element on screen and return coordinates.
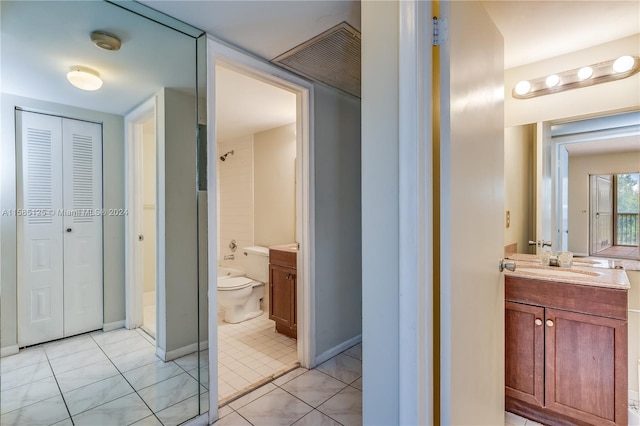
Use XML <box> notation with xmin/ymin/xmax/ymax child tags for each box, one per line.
<box><xmin>91</xmin><ymin>31</ymin><xmax>121</xmax><ymax>51</ymax></box>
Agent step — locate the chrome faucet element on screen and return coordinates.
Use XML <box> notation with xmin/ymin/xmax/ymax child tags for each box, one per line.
<box><xmin>528</xmin><ymin>240</ymin><xmax>552</xmax><ymax>248</ymax></box>
<box><xmin>223</xmin><ymin>254</ymin><xmax>234</xmax><ymax>260</ymax></box>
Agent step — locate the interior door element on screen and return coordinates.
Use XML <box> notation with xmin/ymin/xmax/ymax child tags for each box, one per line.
<box><xmin>17</xmin><ymin>111</ymin><xmax>103</xmax><ymax>346</ymax></box>
<box><xmin>590</xmin><ymin>174</ymin><xmax>613</xmax><ymax>254</ymax></box>
<box><xmin>16</xmin><ymin>110</ymin><xmax>65</xmax><ymax>346</ymax></box>
<box><xmin>438</xmin><ymin>1</ymin><xmax>505</xmax><ymax>424</ymax></box>
<box><xmin>62</xmin><ymin>118</ymin><xmax>103</xmax><ymax>336</ymax></box>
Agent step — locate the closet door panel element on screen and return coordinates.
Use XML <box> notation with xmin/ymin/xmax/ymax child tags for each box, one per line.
<box><xmin>62</xmin><ymin>118</ymin><xmax>103</xmax><ymax>336</ymax></box>
<box><xmin>17</xmin><ymin>111</ymin><xmax>64</xmax><ymax>346</ymax></box>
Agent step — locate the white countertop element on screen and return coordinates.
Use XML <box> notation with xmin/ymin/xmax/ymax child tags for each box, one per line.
<box><xmin>504</xmin><ymin>254</ymin><xmax>630</xmax><ymax>290</ymax></box>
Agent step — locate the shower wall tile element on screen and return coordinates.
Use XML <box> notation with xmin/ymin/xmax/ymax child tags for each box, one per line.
<box><xmin>218</xmin><ymin>136</ymin><xmax>254</xmax><ymax>272</ymax></box>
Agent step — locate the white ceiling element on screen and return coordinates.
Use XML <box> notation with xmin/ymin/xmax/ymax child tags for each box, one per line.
<box><xmin>482</xmin><ymin>1</ymin><xmax>640</xmax><ymax>69</ymax></box>
<box><xmin>1</xmin><ymin>1</ymin><xmax>197</xmax><ymax>116</ymax></box>
<box><xmin>141</xmin><ymin>0</ymin><xmax>640</xmax><ymax>69</ymax></box>
<box><xmin>215</xmin><ymin>65</ymin><xmax>296</xmax><ymax>140</ymax></box>
<box><xmin>2</xmin><ymin>1</ymin><xmax>638</xmax><ymax>146</ymax></box>
<box><xmin>565</xmin><ymin>135</ymin><xmax>640</xmax><ymax>156</ymax></box>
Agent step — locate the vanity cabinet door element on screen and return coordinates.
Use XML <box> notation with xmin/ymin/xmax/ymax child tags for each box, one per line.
<box><xmin>269</xmin><ymin>263</ymin><xmax>297</xmax><ymax>339</ymax></box>
<box><xmin>505</xmin><ymin>301</ymin><xmax>545</xmax><ymax>407</ymax></box>
<box><xmin>544</xmin><ymin>308</ymin><xmax>627</xmax><ymax>426</ymax></box>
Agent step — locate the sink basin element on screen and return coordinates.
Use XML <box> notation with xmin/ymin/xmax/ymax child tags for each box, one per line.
<box><xmin>517</xmin><ymin>265</ymin><xmax>601</xmax><ymax>279</ymax></box>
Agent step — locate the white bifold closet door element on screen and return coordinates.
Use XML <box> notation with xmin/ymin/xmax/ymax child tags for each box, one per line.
<box><xmin>17</xmin><ymin>110</ymin><xmax>103</xmax><ymax>347</ymax></box>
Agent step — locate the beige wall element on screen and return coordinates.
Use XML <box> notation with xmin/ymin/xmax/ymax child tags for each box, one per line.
<box><xmin>1</xmin><ymin>94</ymin><xmax>126</xmax><ymax>351</ymax></box>
<box><xmin>142</xmin><ymin>118</ymin><xmax>156</xmax><ymax>294</ymax></box>
<box><xmin>504</xmin><ymin>125</ymin><xmax>535</xmax><ymax>254</ymax></box>
<box><xmin>217</xmin><ymin>134</ymin><xmax>254</xmax><ymax>272</ymax></box>
<box><xmin>157</xmin><ymin>88</ymin><xmax>199</xmax><ymax>356</ymax></box>
<box><xmin>568</xmin><ymin>151</ymin><xmax>640</xmax><ymax>254</ymax></box>
<box><xmin>505</xmin><ymin>35</ymin><xmax>640</xmax><ymax>128</ymax></box>
<box><xmin>254</xmin><ymin>123</ymin><xmax>296</xmax><ymax>247</ymax></box>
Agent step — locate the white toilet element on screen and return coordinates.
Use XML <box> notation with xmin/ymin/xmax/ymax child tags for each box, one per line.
<box><xmin>217</xmin><ymin>246</ymin><xmax>268</xmax><ymax>323</ymax></box>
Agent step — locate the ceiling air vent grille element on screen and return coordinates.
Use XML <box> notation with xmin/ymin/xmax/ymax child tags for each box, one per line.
<box><xmin>272</xmin><ymin>22</ymin><xmax>361</xmax><ymax>98</ymax></box>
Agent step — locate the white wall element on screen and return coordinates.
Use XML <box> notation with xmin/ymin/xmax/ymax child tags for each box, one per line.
<box><xmin>568</xmin><ymin>151</ymin><xmax>640</xmax><ymax>254</ymax></box>
<box><xmin>504</xmin><ymin>125</ymin><xmax>535</xmax><ymax>253</ymax></box>
<box><xmin>1</xmin><ymin>93</ymin><xmax>125</xmax><ymax>350</ymax></box>
<box><xmin>361</xmin><ymin>1</ymin><xmax>400</xmax><ymax>423</ymax></box>
<box><xmin>505</xmin><ymin>35</ymin><xmax>640</xmax><ymax>127</ymax></box>
<box><xmin>217</xmin><ymin>135</ymin><xmax>254</xmax><ymax>272</ymax></box>
<box><xmin>254</xmin><ymin>123</ymin><xmax>296</xmax><ymax>247</ymax></box>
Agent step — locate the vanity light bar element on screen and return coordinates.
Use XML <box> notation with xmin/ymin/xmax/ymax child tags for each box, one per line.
<box><xmin>512</xmin><ymin>55</ymin><xmax>640</xmax><ymax>99</ymax></box>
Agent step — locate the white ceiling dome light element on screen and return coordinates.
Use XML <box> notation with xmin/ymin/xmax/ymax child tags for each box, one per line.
<box><xmin>67</xmin><ymin>66</ymin><xmax>103</xmax><ymax>91</ymax></box>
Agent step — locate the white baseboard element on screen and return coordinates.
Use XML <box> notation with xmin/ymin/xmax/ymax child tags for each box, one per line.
<box><xmin>181</xmin><ymin>413</ymin><xmax>209</xmax><ymax>426</ymax></box>
<box><xmin>157</xmin><ymin>341</ymin><xmax>203</xmax><ymax>362</ymax></box>
<box><xmin>1</xmin><ymin>345</ymin><xmax>19</xmax><ymax>358</ymax></box>
<box><xmin>315</xmin><ymin>334</ymin><xmax>362</xmax><ymax>366</ymax></box>
<box><xmin>103</xmin><ymin>320</ymin><xmax>126</xmax><ymax>332</ymax></box>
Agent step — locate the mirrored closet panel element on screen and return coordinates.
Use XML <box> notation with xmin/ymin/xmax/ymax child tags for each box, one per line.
<box><xmin>0</xmin><ymin>1</ymin><xmax>208</xmax><ymax>424</ymax></box>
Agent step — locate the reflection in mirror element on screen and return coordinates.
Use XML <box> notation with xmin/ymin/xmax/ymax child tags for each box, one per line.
<box><xmin>505</xmin><ymin>111</ymin><xmax>640</xmax><ymax>261</ymax></box>
<box><xmin>0</xmin><ymin>1</ymin><xmax>208</xmax><ymax>424</ymax></box>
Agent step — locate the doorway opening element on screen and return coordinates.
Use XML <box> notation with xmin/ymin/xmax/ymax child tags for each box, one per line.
<box><xmin>215</xmin><ymin>64</ymin><xmax>299</xmax><ymax>403</ymax></box>
<box><xmin>590</xmin><ymin>172</ymin><xmax>640</xmax><ymax>259</ymax></box>
<box><xmin>125</xmin><ymin>97</ymin><xmax>158</xmax><ymax>339</ymax></box>
<box><xmin>140</xmin><ymin>115</ymin><xmax>157</xmax><ymax>338</ymax></box>
<box><xmin>206</xmin><ymin>39</ymin><xmax>316</xmax><ymax>420</ymax></box>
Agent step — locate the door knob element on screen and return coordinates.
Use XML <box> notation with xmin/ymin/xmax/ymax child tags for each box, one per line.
<box><xmin>499</xmin><ymin>259</ymin><xmax>516</xmax><ymax>272</ymax></box>
<box><xmin>546</xmin><ymin>320</ymin><xmax>554</xmax><ymax>327</ymax></box>
<box><xmin>535</xmin><ymin>319</ymin><xmax>542</xmax><ymax>326</ymax></box>
<box><xmin>66</xmin><ymin>228</ymin><xmax>72</xmax><ymax>233</ymax></box>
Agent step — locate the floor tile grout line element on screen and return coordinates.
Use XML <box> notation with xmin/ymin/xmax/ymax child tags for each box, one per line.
<box><xmin>43</xmin><ymin>344</ymin><xmax>76</xmax><ymax>426</ymax></box>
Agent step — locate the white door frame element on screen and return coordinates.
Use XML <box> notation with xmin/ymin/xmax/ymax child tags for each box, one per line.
<box><xmin>124</xmin><ymin>97</ymin><xmax>158</xmax><ymax>331</ymax></box>
<box><xmin>398</xmin><ymin>2</ymin><xmax>434</xmax><ymax>425</ymax></box>
<box><xmin>206</xmin><ymin>35</ymin><xmax>315</xmax><ymax>423</ymax></box>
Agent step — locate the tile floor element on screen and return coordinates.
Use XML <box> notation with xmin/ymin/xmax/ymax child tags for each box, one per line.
<box><xmin>0</xmin><ymin>328</ymin><xmax>207</xmax><ymax>426</ymax></box>
<box><xmin>505</xmin><ymin>411</ymin><xmax>545</xmax><ymax>426</ymax></box>
<box><xmin>213</xmin><ymin>342</ymin><xmax>362</xmax><ymax>426</ymax></box>
<box><xmin>218</xmin><ymin>312</ymin><xmax>298</xmax><ymax>403</ymax></box>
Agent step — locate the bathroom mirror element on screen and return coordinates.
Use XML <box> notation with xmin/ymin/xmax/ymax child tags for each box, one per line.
<box><xmin>0</xmin><ymin>1</ymin><xmax>209</xmax><ymax>424</ymax></box>
<box><xmin>505</xmin><ymin>111</ymin><xmax>640</xmax><ymax>259</ymax></box>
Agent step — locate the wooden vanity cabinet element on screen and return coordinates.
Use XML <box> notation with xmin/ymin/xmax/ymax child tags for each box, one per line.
<box><xmin>505</xmin><ymin>275</ymin><xmax>627</xmax><ymax>426</ymax></box>
<box><xmin>269</xmin><ymin>248</ymin><xmax>297</xmax><ymax>339</ymax></box>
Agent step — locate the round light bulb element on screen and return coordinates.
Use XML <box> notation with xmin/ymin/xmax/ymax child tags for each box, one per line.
<box><xmin>545</xmin><ymin>74</ymin><xmax>560</xmax><ymax>88</ymax></box>
<box><xmin>514</xmin><ymin>80</ymin><xmax>531</xmax><ymax>95</ymax></box>
<box><xmin>613</xmin><ymin>55</ymin><xmax>635</xmax><ymax>73</ymax></box>
<box><xmin>577</xmin><ymin>66</ymin><xmax>593</xmax><ymax>80</ymax></box>
<box><xmin>66</xmin><ymin>66</ymin><xmax>103</xmax><ymax>91</ymax></box>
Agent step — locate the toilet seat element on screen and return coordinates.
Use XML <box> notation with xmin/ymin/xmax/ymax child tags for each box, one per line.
<box><xmin>217</xmin><ymin>276</ymin><xmax>255</xmax><ymax>291</ymax></box>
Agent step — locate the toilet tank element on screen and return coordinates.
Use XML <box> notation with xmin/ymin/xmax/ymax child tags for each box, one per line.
<box><xmin>243</xmin><ymin>246</ymin><xmax>269</xmax><ymax>283</ymax></box>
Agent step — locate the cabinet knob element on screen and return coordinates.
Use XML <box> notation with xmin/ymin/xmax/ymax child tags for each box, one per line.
<box><xmin>535</xmin><ymin>319</ymin><xmax>542</xmax><ymax>326</ymax></box>
<box><xmin>546</xmin><ymin>320</ymin><xmax>554</xmax><ymax>327</ymax></box>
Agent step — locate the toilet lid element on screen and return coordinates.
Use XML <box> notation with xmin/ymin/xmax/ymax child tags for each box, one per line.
<box><xmin>218</xmin><ymin>276</ymin><xmax>253</xmax><ymax>290</ymax></box>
